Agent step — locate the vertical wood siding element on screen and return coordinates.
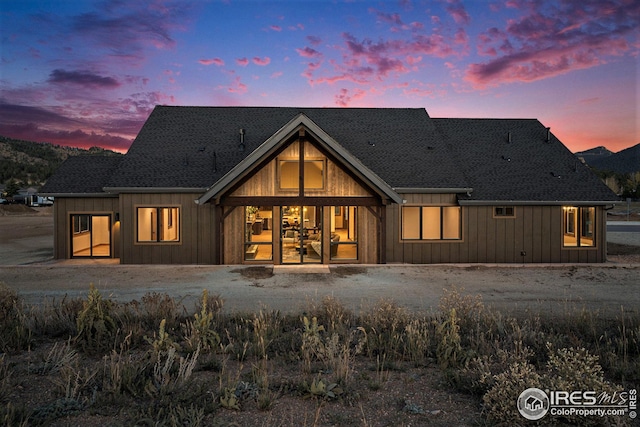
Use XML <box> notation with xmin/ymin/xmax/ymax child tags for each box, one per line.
<box><xmin>52</xmin><ymin>197</ymin><xmax>120</xmax><ymax>259</ymax></box>
<box><xmin>119</xmin><ymin>193</ymin><xmax>217</xmax><ymax>264</ymax></box>
<box><xmin>232</xmin><ymin>143</ymin><xmax>372</xmax><ymax>198</ymax></box>
<box><xmin>386</xmin><ymin>196</ymin><xmax>607</xmax><ymax>263</ymax></box>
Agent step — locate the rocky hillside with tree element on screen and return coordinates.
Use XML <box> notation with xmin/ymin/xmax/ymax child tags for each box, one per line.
<box><xmin>0</xmin><ymin>135</ymin><xmax>122</xmax><ymax>187</ymax></box>
<box><xmin>576</xmin><ymin>144</ymin><xmax>640</xmax><ymax>199</ymax></box>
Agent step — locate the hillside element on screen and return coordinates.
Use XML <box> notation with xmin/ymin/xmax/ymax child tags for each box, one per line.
<box><xmin>588</xmin><ymin>143</ymin><xmax>640</xmax><ymax>174</ymax></box>
<box><xmin>574</xmin><ymin>146</ymin><xmax>613</xmax><ymax>164</ymax></box>
<box><xmin>0</xmin><ymin>135</ymin><xmax>122</xmax><ymax>186</ymax></box>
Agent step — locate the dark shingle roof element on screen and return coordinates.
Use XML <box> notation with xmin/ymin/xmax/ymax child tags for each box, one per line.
<box><xmin>105</xmin><ymin>106</ymin><xmax>468</xmax><ymax>190</ymax></box>
<box><xmin>432</xmin><ymin>118</ymin><xmax>618</xmax><ymax>202</ymax></box>
<box><xmin>40</xmin><ymin>156</ymin><xmax>121</xmax><ymax>195</ymax></box>
<box><xmin>44</xmin><ymin>106</ymin><xmax>617</xmax><ymax>203</ymax></box>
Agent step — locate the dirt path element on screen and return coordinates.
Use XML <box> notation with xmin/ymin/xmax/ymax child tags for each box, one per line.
<box><xmin>2</xmin><ymin>264</ymin><xmax>638</xmax><ymax>317</ymax></box>
<box><xmin>1</xmin><ymin>210</ymin><xmax>639</xmax><ymax>317</ymax></box>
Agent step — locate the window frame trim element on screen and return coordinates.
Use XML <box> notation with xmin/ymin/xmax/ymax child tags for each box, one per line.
<box><xmin>135</xmin><ymin>205</ymin><xmax>182</xmax><ymax>245</ymax></box>
<box><xmin>562</xmin><ymin>206</ymin><xmax>596</xmax><ymax>249</ymax></box>
<box><xmin>400</xmin><ymin>204</ymin><xmax>463</xmax><ymax>242</ymax></box>
<box><xmin>277</xmin><ymin>157</ymin><xmax>327</xmax><ymax>191</ymax></box>
<box><xmin>493</xmin><ymin>206</ymin><xmax>516</xmax><ymax>219</ymax></box>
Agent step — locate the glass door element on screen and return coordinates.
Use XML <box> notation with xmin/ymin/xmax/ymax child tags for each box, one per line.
<box><xmin>71</xmin><ymin>214</ymin><xmax>111</xmax><ymax>257</ymax></box>
<box><xmin>281</xmin><ymin>206</ymin><xmax>322</xmax><ymax>264</ymax></box>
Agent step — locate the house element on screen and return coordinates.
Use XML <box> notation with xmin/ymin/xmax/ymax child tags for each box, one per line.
<box><xmin>40</xmin><ymin>106</ymin><xmax>618</xmax><ymax>265</ymax></box>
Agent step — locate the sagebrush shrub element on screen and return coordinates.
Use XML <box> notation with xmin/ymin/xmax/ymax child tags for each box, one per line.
<box><xmin>483</xmin><ymin>361</ymin><xmax>542</xmax><ymax>426</ymax></box>
<box><xmin>360</xmin><ymin>298</ymin><xmax>409</xmax><ymax>358</ymax></box>
<box><xmin>75</xmin><ymin>284</ymin><xmax>117</xmax><ymax>353</ymax></box>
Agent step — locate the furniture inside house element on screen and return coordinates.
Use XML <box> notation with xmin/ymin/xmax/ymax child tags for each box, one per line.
<box><xmin>305</xmin><ymin>233</ymin><xmax>340</xmax><ymax>258</ymax></box>
<box><xmin>282</xmin><ymin>229</ymin><xmax>298</xmax><ymax>247</ymax></box>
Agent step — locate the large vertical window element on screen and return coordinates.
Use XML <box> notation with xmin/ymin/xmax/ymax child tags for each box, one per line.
<box><xmin>137</xmin><ymin>207</ymin><xmax>180</xmax><ymax>242</ymax></box>
<box><xmin>402</xmin><ymin>206</ymin><xmax>461</xmax><ymax>240</ymax></box>
<box><xmin>278</xmin><ymin>160</ymin><xmax>325</xmax><ymax>190</ymax></box>
<box><xmin>330</xmin><ymin>206</ymin><xmax>358</xmax><ymax>260</ymax></box>
<box><xmin>563</xmin><ymin>206</ymin><xmax>595</xmax><ymax>247</ymax></box>
<box><xmin>244</xmin><ymin>206</ymin><xmax>273</xmax><ymax>261</ymax></box>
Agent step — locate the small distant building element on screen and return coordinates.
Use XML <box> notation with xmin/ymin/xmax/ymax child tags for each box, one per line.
<box><xmin>41</xmin><ymin>106</ymin><xmax>618</xmax><ymax>264</ymax></box>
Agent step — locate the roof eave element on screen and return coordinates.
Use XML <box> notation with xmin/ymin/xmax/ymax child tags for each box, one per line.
<box><xmin>458</xmin><ymin>200</ymin><xmax>619</xmax><ymax>206</ymax></box>
<box><xmin>38</xmin><ymin>192</ymin><xmax>117</xmax><ymax>198</ymax></box>
<box><xmin>103</xmin><ymin>187</ymin><xmax>207</xmax><ymax>194</ymax></box>
<box><xmin>394</xmin><ymin>187</ymin><xmax>474</xmax><ymax>194</ymax></box>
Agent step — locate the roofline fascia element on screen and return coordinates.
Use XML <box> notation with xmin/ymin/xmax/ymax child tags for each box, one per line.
<box><xmin>458</xmin><ymin>200</ymin><xmax>619</xmax><ymax>206</ymax></box>
<box><xmin>102</xmin><ymin>187</ymin><xmax>207</xmax><ymax>194</ymax></box>
<box><xmin>394</xmin><ymin>187</ymin><xmax>474</xmax><ymax>194</ymax></box>
<box><xmin>196</xmin><ymin>113</ymin><xmax>403</xmax><ymax>205</ymax></box>
<box><xmin>38</xmin><ymin>192</ymin><xmax>117</xmax><ymax>198</ymax></box>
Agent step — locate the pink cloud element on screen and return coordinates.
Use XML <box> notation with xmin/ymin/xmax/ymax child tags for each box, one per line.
<box><xmin>334</xmin><ymin>88</ymin><xmax>367</xmax><ymax>107</ymax></box>
<box><xmin>229</xmin><ymin>80</ymin><xmax>247</xmax><ymax>94</ymax></box>
<box><xmin>465</xmin><ymin>0</ymin><xmax>638</xmax><ymax>87</ymax></box>
<box><xmin>403</xmin><ymin>87</ymin><xmax>436</xmax><ymax>97</ymax></box>
<box><xmin>406</xmin><ymin>55</ymin><xmax>422</xmax><ymax>65</ymax></box>
<box><xmin>307</xmin><ymin>35</ymin><xmax>322</xmax><ymax>46</ymax></box>
<box><xmin>446</xmin><ymin>0</ymin><xmax>471</xmax><ymax>25</ymax></box>
<box><xmin>301</xmin><ymin>25</ymin><xmax>464</xmax><ymax>91</ymax></box>
<box><xmin>236</xmin><ymin>57</ymin><xmax>249</xmax><ymax>66</ymax></box>
<box><xmin>218</xmin><ymin>75</ymin><xmax>247</xmax><ymax>94</ymax></box>
<box><xmin>198</xmin><ymin>58</ymin><xmax>224</xmax><ymax>66</ymax></box>
<box><xmin>270</xmin><ymin>25</ymin><xmax>282</xmax><ymax>32</ymax></box>
<box><xmin>252</xmin><ymin>56</ymin><xmax>271</xmax><ymax>66</ymax></box>
<box><xmin>271</xmin><ymin>71</ymin><xmax>283</xmax><ymax>78</ymax></box>
<box><xmin>454</xmin><ymin>28</ymin><xmax>468</xmax><ymax>45</ymax></box>
<box><xmin>296</xmin><ymin>46</ymin><xmax>322</xmax><ymax>58</ymax></box>
<box><xmin>369</xmin><ymin>8</ymin><xmax>403</xmax><ymax>26</ymax></box>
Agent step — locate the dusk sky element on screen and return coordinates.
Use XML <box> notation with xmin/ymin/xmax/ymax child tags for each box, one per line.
<box><xmin>1</xmin><ymin>0</ymin><xmax>638</xmax><ymax>154</ymax></box>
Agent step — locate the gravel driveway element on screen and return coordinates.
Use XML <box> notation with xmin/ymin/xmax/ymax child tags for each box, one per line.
<box><xmin>1</xmin><ymin>211</ymin><xmax>639</xmax><ymax>317</ymax></box>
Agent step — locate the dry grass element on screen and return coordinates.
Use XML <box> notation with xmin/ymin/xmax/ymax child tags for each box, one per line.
<box><xmin>0</xmin><ymin>285</ymin><xmax>637</xmax><ymax>426</ymax></box>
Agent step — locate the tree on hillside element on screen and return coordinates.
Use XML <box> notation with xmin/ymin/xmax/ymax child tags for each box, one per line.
<box><xmin>4</xmin><ymin>179</ymin><xmax>20</xmax><ymax>197</ymax></box>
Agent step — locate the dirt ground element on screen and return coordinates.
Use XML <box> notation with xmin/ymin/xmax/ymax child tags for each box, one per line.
<box><xmin>1</xmin><ymin>206</ymin><xmax>639</xmax><ymax>317</ymax></box>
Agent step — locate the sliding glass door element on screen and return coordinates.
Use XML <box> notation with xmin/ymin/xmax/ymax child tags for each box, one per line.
<box><xmin>71</xmin><ymin>214</ymin><xmax>111</xmax><ymax>257</ymax></box>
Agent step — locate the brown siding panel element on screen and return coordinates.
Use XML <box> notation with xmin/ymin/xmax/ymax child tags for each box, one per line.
<box><xmin>385</xmin><ymin>199</ymin><xmax>606</xmax><ymax>264</ymax></box>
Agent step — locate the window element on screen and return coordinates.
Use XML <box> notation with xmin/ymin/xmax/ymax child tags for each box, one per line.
<box><xmin>73</xmin><ymin>214</ymin><xmax>90</xmax><ymax>234</ymax></box>
<box><xmin>563</xmin><ymin>206</ymin><xmax>595</xmax><ymax>247</ymax></box>
<box><xmin>137</xmin><ymin>207</ymin><xmax>180</xmax><ymax>242</ymax></box>
<box><xmin>330</xmin><ymin>206</ymin><xmax>358</xmax><ymax>260</ymax></box>
<box><xmin>244</xmin><ymin>206</ymin><xmax>273</xmax><ymax>261</ymax></box>
<box><xmin>402</xmin><ymin>206</ymin><xmax>461</xmax><ymax>240</ymax></box>
<box><xmin>278</xmin><ymin>160</ymin><xmax>325</xmax><ymax>190</ymax></box>
<box><xmin>494</xmin><ymin>206</ymin><xmax>515</xmax><ymax>217</ymax></box>
<box><xmin>70</xmin><ymin>214</ymin><xmax>111</xmax><ymax>257</ymax></box>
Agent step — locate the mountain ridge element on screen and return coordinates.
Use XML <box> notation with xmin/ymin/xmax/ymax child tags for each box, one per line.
<box><xmin>1</xmin><ymin>135</ymin><xmax>122</xmax><ymax>187</ymax></box>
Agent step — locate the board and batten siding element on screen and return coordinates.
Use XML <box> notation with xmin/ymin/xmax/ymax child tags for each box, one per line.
<box><xmin>119</xmin><ymin>193</ymin><xmax>218</xmax><ymax>264</ymax></box>
<box><xmin>231</xmin><ymin>142</ymin><xmax>372</xmax><ymax>198</ymax></box>
<box><xmin>52</xmin><ymin>197</ymin><xmax>120</xmax><ymax>259</ymax></box>
<box><xmin>386</xmin><ymin>194</ymin><xmax>607</xmax><ymax>263</ymax></box>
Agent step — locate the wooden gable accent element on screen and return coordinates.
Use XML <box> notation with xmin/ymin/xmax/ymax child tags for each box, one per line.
<box><xmin>223</xmin><ymin>129</ymin><xmax>379</xmax><ymax>204</ymax></box>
